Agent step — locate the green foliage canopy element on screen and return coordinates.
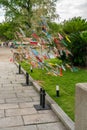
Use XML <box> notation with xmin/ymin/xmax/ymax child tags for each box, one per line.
<box><xmin>0</xmin><ymin>22</ymin><xmax>16</xmax><ymax>40</ymax></box>
<box><xmin>63</xmin><ymin>17</ymin><xmax>87</xmax><ymax>34</ymax></box>
<box><xmin>62</xmin><ymin>17</ymin><xmax>87</xmax><ymax>66</ymax></box>
<box><xmin>0</xmin><ymin>0</ymin><xmax>58</xmax><ymax>31</ymax></box>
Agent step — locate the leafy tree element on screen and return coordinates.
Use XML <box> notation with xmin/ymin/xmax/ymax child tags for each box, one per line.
<box><xmin>80</xmin><ymin>31</ymin><xmax>87</xmax><ymax>66</ymax></box>
<box><xmin>0</xmin><ymin>22</ymin><xmax>16</xmax><ymax>40</ymax></box>
<box><xmin>80</xmin><ymin>30</ymin><xmax>87</xmax><ymax>42</ymax></box>
<box><xmin>69</xmin><ymin>32</ymin><xmax>87</xmax><ymax>66</ymax></box>
<box><xmin>63</xmin><ymin>17</ymin><xmax>87</xmax><ymax>34</ymax></box>
<box><xmin>48</xmin><ymin>22</ymin><xmax>62</xmax><ymax>35</ymax></box>
<box><xmin>0</xmin><ymin>0</ymin><xmax>58</xmax><ymax>35</ymax></box>
<box><xmin>62</xmin><ymin>17</ymin><xmax>87</xmax><ymax>67</ymax></box>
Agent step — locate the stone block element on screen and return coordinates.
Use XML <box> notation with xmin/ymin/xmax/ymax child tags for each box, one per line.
<box><xmin>37</xmin><ymin>122</ymin><xmax>66</xmax><ymax>130</ymax></box>
<box><xmin>6</xmin><ymin>108</ymin><xmax>37</xmax><ymax>117</ymax></box>
<box><xmin>6</xmin><ymin>97</ymin><xmax>32</xmax><ymax>103</ymax></box>
<box><xmin>0</xmin><ymin>110</ymin><xmax>4</xmax><ymax>118</ymax></box>
<box><xmin>32</xmin><ymin>96</ymin><xmax>40</xmax><ymax>101</ymax></box>
<box><xmin>19</xmin><ymin>101</ymin><xmax>39</xmax><ymax>108</ymax></box>
<box><xmin>0</xmin><ymin>93</ymin><xmax>16</xmax><ymax>99</ymax></box>
<box><xmin>0</xmin><ymin>99</ymin><xmax>5</xmax><ymax>104</ymax></box>
<box><xmin>75</xmin><ymin>83</ymin><xmax>87</xmax><ymax>130</ymax></box>
<box><xmin>0</xmin><ymin>116</ymin><xmax>23</xmax><ymax>128</ymax></box>
<box><xmin>0</xmin><ymin>125</ymin><xmax>37</xmax><ymax>130</ymax></box>
<box><xmin>0</xmin><ymin>104</ymin><xmax>19</xmax><ymax>110</ymax></box>
<box><xmin>23</xmin><ymin>112</ymin><xmax>58</xmax><ymax>125</ymax></box>
<box><xmin>16</xmin><ymin>92</ymin><xmax>39</xmax><ymax>98</ymax></box>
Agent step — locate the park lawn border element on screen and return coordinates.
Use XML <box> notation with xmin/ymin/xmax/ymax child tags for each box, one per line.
<box><xmin>15</xmin><ymin>61</ymin><xmax>75</xmax><ymax>130</ymax></box>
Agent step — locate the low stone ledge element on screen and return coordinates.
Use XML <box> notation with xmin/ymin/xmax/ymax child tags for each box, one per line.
<box><xmin>32</xmin><ymin>81</ymin><xmax>40</xmax><ymax>92</ymax></box>
<box><xmin>46</xmin><ymin>93</ymin><xmax>56</xmax><ymax>105</ymax></box>
<box><xmin>51</xmin><ymin>104</ymin><xmax>75</xmax><ymax>130</ymax></box>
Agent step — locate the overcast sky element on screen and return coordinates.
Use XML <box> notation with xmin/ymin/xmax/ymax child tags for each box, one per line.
<box><xmin>0</xmin><ymin>0</ymin><xmax>87</xmax><ymax>23</ymax></box>
<box><xmin>56</xmin><ymin>0</ymin><xmax>87</xmax><ymax>22</ymax></box>
<box><xmin>0</xmin><ymin>7</ymin><xmax>5</xmax><ymax>23</ymax></box>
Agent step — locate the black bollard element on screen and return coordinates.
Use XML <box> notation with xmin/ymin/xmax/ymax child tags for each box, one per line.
<box><xmin>40</xmin><ymin>88</ymin><xmax>43</xmax><ymax>106</ymax></box>
<box><xmin>19</xmin><ymin>64</ymin><xmax>21</xmax><ymax>74</ymax></box>
<box><xmin>34</xmin><ymin>88</ymin><xmax>50</xmax><ymax>110</ymax></box>
<box><xmin>42</xmin><ymin>90</ymin><xmax>46</xmax><ymax>108</ymax></box>
<box><xmin>16</xmin><ymin>64</ymin><xmax>22</xmax><ymax>74</ymax></box>
<box><xmin>21</xmin><ymin>72</ymin><xmax>31</xmax><ymax>86</ymax></box>
<box><xmin>26</xmin><ymin>72</ymin><xmax>29</xmax><ymax>85</ymax></box>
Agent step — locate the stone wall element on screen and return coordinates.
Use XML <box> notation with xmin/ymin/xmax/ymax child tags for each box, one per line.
<box><xmin>75</xmin><ymin>83</ymin><xmax>87</xmax><ymax>130</ymax></box>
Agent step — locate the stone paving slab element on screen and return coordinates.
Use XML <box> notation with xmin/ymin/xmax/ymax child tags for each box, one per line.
<box><xmin>19</xmin><ymin>101</ymin><xmax>39</xmax><ymax>108</ymax></box>
<box><xmin>0</xmin><ymin>87</ymin><xmax>14</xmax><ymax>91</ymax></box>
<box><xmin>0</xmin><ymin>90</ymin><xmax>23</xmax><ymax>94</ymax></box>
<box><xmin>5</xmin><ymin>107</ymin><xmax>37</xmax><ymax>117</ymax></box>
<box><xmin>0</xmin><ymin>103</ymin><xmax>19</xmax><ymax>110</ymax></box>
<box><xmin>37</xmin><ymin>122</ymin><xmax>66</xmax><ymax>130</ymax></box>
<box><xmin>0</xmin><ymin>99</ymin><xmax>5</xmax><ymax>104</ymax></box>
<box><xmin>6</xmin><ymin>97</ymin><xmax>33</xmax><ymax>103</ymax></box>
<box><xmin>0</xmin><ymin>93</ymin><xmax>16</xmax><ymax>99</ymax></box>
<box><xmin>0</xmin><ymin>110</ymin><xmax>4</xmax><ymax>118</ymax></box>
<box><xmin>0</xmin><ymin>116</ymin><xmax>23</xmax><ymax>128</ymax></box>
<box><xmin>11</xmin><ymin>81</ymin><xmax>25</xmax><ymax>84</ymax></box>
<box><xmin>13</xmin><ymin>86</ymin><xmax>33</xmax><ymax>90</ymax></box>
<box><xmin>37</xmin><ymin>110</ymin><xmax>53</xmax><ymax>114</ymax></box>
<box><xmin>32</xmin><ymin>96</ymin><xmax>40</xmax><ymax>101</ymax></box>
<box><xmin>16</xmin><ymin>92</ymin><xmax>39</xmax><ymax>97</ymax></box>
<box><xmin>0</xmin><ymin>84</ymin><xmax>14</xmax><ymax>87</ymax></box>
<box><xmin>0</xmin><ymin>81</ymin><xmax>12</xmax><ymax>84</ymax></box>
<box><xmin>23</xmin><ymin>89</ymin><xmax>37</xmax><ymax>93</ymax></box>
<box><xmin>23</xmin><ymin>112</ymin><xmax>59</xmax><ymax>125</ymax></box>
<box><xmin>0</xmin><ymin>125</ymin><xmax>37</xmax><ymax>130</ymax></box>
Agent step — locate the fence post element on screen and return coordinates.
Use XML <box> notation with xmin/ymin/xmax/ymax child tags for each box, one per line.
<box><xmin>42</xmin><ymin>89</ymin><xmax>46</xmax><ymax>108</ymax></box>
<box><xmin>19</xmin><ymin>64</ymin><xmax>21</xmax><ymax>74</ymax></box>
<box><xmin>26</xmin><ymin>72</ymin><xmax>29</xmax><ymax>85</ymax></box>
<box><xmin>40</xmin><ymin>88</ymin><xmax>43</xmax><ymax>106</ymax></box>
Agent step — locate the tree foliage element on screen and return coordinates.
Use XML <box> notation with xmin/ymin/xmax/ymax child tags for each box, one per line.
<box><xmin>0</xmin><ymin>22</ymin><xmax>16</xmax><ymax>40</ymax></box>
<box><xmin>62</xmin><ymin>17</ymin><xmax>87</xmax><ymax>34</ymax></box>
<box><xmin>0</xmin><ymin>0</ymin><xmax>58</xmax><ymax>33</ymax></box>
<box><xmin>48</xmin><ymin>22</ymin><xmax>62</xmax><ymax>35</ymax></box>
<box><xmin>62</xmin><ymin>17</ymin><xmax>87</xmax><ymax>67</ymax></box>
<box><xmin>69</xmin><ymin>33</ymin><xmax>87</xmax><ymax>66</ymax></box>
<box><xmin>48</xmin><ymin>17</ymin><xmax>87</xmax><ymax>67</ymax></box>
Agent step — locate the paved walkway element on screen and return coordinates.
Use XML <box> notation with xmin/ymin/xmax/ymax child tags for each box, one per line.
<box><xmin>0</xmin><ymin>47</ymin><xmax>67</xmax><ymax>130</ymax></box>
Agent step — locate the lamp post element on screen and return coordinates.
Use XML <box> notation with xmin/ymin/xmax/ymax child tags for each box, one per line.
<box><xmin>56</xmin><ymin>85</ymin><xmax>59</xmax><ymax>97</ymax></box>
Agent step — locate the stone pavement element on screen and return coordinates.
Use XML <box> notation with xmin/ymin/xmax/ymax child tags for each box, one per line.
<box><xmin>0</xmin><ymin>47</ymin><xmax>67</xmax><ymax>130</ymax></box>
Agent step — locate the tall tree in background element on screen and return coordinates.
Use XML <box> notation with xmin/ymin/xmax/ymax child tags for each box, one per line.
<box><xmin>0</xmin><ymin>0</ymin><xmax>58</xmax><ymax>35</ymax></box>
<box><xmin>0</xmin><ymin>22</ymin><xmax>16</xmax><ymax>40</ymax></box>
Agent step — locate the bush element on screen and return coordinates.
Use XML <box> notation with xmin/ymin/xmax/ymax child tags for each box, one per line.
<box><xmin>69</xmin><ymin>32</ymin><xmax>87</xmax><ymax>66</ymax></box>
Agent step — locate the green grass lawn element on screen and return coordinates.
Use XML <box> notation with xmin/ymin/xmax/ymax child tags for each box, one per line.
<box><xmin>20</xmin><ymin>61</ymin><xmax>87</xmax><ymax>121</ymax></box>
